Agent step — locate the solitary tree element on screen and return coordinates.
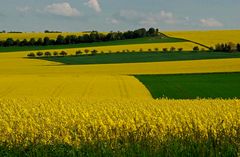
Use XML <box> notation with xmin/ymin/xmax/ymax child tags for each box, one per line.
<box><xmin>193</xmin><ymin>46</ymin><xmax>199</xmax><ymax>52</ymax></box>
<box><xmin>170</xmin><ymin>47</ymin><xmax>176</xmax><ymax>52</ymax></box>
<box><xmin>59</xmin><ymin>51</ymin><xmax>67</xmax><ymax>56</ymax></box>
<box><xmin>76</xmin><ymin>50</ymin><xmax>82</xmax><ymax>56</ymax></box>
<box><xmin>36</xmin><ymin>52</ymin><xmax>43</xmax><ymax>57</ymax></box>
<box><xmin>53</xmin><ymin>51</ymin><xmax>58</xmax><ymax>56</ymax></box>
<box><xmin>84</xmin><ymin>49</ymin><xmax>90</xmax><ymax>55</ymax></box>
<box><xmin>27</xmin><ymin>52</ymin><xmax>35</xmax><ymax>57</ymax></box>
<box><xmin>178</xmin><ymin>48</ymin><xmax>183</xmax><ymax>52</ymax></box>
<box><xmin>45</xmin><ymin>51</ymin><xmax>51</xmax><ymax>57</ymax></box>
<box><xmin>162</xmin><ymin>48</ymin><xmax>168</xmax><ymax>52</ymax></box>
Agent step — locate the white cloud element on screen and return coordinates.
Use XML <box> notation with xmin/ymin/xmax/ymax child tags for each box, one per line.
<box><xmin>115</xmin><ymin>10</ymin><xmax>179</xmax><ymax>27</ymax></box>
<box><xmin>160</xmin><ymin>10</ymin><xmax>173</xmax><ymax>19</ymax></box>
<box><xmin>85</xmin><ymin>0</ymin><xmax>101</xmax><ymax>13</ymax></box>
<box><xmin>16</xmin><ymin>6</ymin><xmax>31</xmax><ymax>13</ymax></box>
<box><xmin>156</xmin><ymin>10</ymin><xmax>177</xmax><ymax>24</ymax></box>
<box><xmin>106</xmin><ymin>18</ymin><xmax>119</xmax><ymax>24</ymax></box>
<box><xmin>45</xmin><ymin>2</ymin><xmax>81</xmax><ymax>17</ymax></box>
<box><xmin>200</xmin><ymin>18</ymin><xmax>223</xmax><ymax>27</ymax></box>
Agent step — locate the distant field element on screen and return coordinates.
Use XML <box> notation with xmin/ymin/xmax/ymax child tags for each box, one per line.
<box><xmin>165</xmin><ymin>30</ymin><xmax>240</xmax><ymax>47</ymax></box>
<box><xmin>0</xmin><ymin>37</ymin><xmax>185</xmax><ymax>52</ymax></box>
<box><xmin>0</xmin><ymin>32</ymin><xmax>87</xmax><ymax>40</ymax></box>
<box><xmin>135</xmin><ymin>73</ymin><xmax>240</xmax><ymax>99</ymax></box>
<box><xmin>40</xmin><ymin>52</ymin><xmax>240</xmax><ymax>65</ymax></box>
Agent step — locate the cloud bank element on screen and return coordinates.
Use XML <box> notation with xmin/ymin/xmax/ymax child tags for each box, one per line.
<box><xmin>86</xmin><ymin>0</ymin><xmax>101</xmax><ymax>13</ymax></box>
<box><xmin>45</xmin><ymin>2</ymin><xmax>81</xmax><ymax>17</ymax></box>
<box><xmin>200</xmin><ymin>18</ymin><xmax>223</xmax><ymax>27</ymax></box>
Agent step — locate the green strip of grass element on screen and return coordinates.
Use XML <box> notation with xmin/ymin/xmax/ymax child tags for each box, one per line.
<box><xmin>39</xmin><ymin>52</ymin><xmax>240</xmax><ymax>65</ymax></box>
<box><xmin>135</xmin><ymin>73</ymin><xmax>240</xmax><ymax>99</ymax></box>
<box><xmin>0</xmin><ymin>37</ymin><xmax>185</xmax><ymax>52</ymax></box>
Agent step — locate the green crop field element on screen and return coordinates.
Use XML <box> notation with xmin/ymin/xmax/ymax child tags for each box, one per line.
<box><xmin>40</xmin><ymin>51</ymin><xmax>240</xmax><ymax>65</ymax></box>
<box><xmin>135</xmin><ymin>72</ymin><xmax>240</xmax><ymax>99</ymax></box>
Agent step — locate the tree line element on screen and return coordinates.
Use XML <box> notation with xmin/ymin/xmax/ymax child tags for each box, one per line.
<box><xmin>215</xmin><ymin>42</ymin><xmax>240</xmax><ymax>52</ymax></box>
<box><xmin>27</xmin><ymin>46</ymin><xmax>206</xmax><ymax>58</ymax></box>
<box><xmin>0</xmin><ymin>28</ymin><xmax>160</xmax><ymax>47</ymax></box>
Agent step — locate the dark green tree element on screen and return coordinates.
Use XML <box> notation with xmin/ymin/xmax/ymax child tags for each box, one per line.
<box><xmin>147</xmin><ymin>28</ymin><xmax>156</xmax><ymax>36</ymax></box>
<box><xmin>36</xmin><ymin>38</ymin><xmax>43</xmax><ymax>46</ymax></box>
<box><xmin>53</xmin><ymin>51</ymin><xmax>58</xmax><ymax>56</ymax></box>
<box><xmin>82</xmin><ymin>34</ymin><xmax>91</xmax><ymax>43</ymax></box>
<box><xmin>237</xmin><ymin>43</ymin><xmax>240</xmax><ymax>52</ymax></box>
<box><xmin>43</xmin><ymin>37</ymin><xmax>50</xmax><ymax>46</ymax></box>
<box><xmin>14</xmin><ymin>39</ymin><xmax>20</xmax><ymax>46</ymax></box>
<box><xmin>193</xmin><ymin>46</ymin><xmax>199</xmax><ymax>52</ymax></box>
<box><xmin>20</xmin><ymin>39</ymin><xmax>28</xmax><ymax>46</ymax></box>
<box><xmin>84</xmin><ymin>49</ymin><xmax>90</xmax><ymax>55</ymax></box>
<box><xmin>29</xmin><ymin>38</ymin><xmax>36</xmax><ymax>46</ymax></box>
<box><xmin>178</xmin><ymin>48</ymin><xmax>183</xmax><ymax>52</ymax></box>
<box><xmin>27</xmin><ymin>52</ymin><xmax>35</xmax><ymax>57</ymax></box>
<box><xmin>36</xmin><ymin>52</ymin><xmax>43</xmax><ymax>57</ymax></box>
<box><xmin>170</xmin><ymin>47</ymin><xmax>176</xmax><ymax>52</ymax></box>
<box><xmin>76</xmin><ymin>50</ymin><xmax>82</xmax><ymax>56</ymax></box>
<box><xmin>5</xmin><ymin>38</ymin><xmax>14</xmax><ymax>46</ymax></box>
<box><xmin>44</xmin><ymin>51</ymin><xmax>51</xmax><ymax>57</ymax></box>
<box><xmin>56</xmin><ymin>35</ymin><xmax>65</xmax><ymax>45</ymax></box>
<box><xmin>59</xmin><ymin>51</ymin><xmax>67</xmax><ymax>56</ymax></box>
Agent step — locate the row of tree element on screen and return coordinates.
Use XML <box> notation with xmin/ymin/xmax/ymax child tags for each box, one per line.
<box><xmin>215</xmin><ymin>42</ymin><xmax>240</xmax><ymax>52</ymax></box>
<box><xmin>27</xmin><ymin>51</ymin><xmax>68</xmax><ymax>57</ymax></box>
<box><xmin>0</xmin><ymin>28</ymin><xmax>160</xmax><ymax>47</ymax></box>
<box><xmin>27</xmin><ymin>46</ymin><xmax>206</xmax><ymax>58</ymax></box>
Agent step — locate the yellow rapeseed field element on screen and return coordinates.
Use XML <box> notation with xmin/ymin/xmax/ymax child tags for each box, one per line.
<box><xmin>1</xmin><ymin>51</ymin><xmax>240</xmax><ymax>99</ymax></box>
<box><xmin>0</xmin><ymin>33</ymin><xmax>240</xmax><ymax>154</ymax></box>
<box><xmin>0</xmin><ymin>75</ymin><xmax>152</xmax><ymax>99</ymax></box>
<box><xmin>64</xmin><ymin>42</ymin><xmax>205</xmax><ymax>53</ymax></box>
<box><xmin>0</xmin><ymin>98</ymin><xmax>239</xmax><ymax>155</ymax></box>
<box><xmin>165</xmin><ymin>30</ymin><xmax>240</xmax><ymax>47</ymax></box>
<box><xmin>1</xmin><ymin>52</ymin><xmax>240</xmax><ymax>76</ymax></box>
<box><xmin>0</xmin><ymin>32</ymin><xmax>87</xmax><ymax>40</ymax></box>
<box><xmin>8</xmin><ymin>42</ymin><xmax>204</xmax><ymax>54</ymax></box>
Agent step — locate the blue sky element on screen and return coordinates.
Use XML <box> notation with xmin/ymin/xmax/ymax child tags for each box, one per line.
<box><xmin>0</xmin><ymin>0</ymin><xmax>239</xmax><ymax>32</ymax></box>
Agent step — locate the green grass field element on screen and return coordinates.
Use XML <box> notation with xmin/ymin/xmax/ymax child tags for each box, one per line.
<box><xmin>0</xmin><ymin>37</ymin><xmax>185</xmax><ymax>52</ymax></box>
<box><xmin>40</xmin><ymin>51</ymin><xmax>240</xmax><ymax>65</ymax></box>
<box><xmin>135</xmin><ymin>73</ymin><xmax>240</xmax><ymax>99</ymax></box>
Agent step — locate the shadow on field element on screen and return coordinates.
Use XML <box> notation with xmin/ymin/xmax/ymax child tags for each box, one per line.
<box><xmin>1</xmin><ymin>134</ymin><xmax>238</xmax><ymax>157</ymax></box>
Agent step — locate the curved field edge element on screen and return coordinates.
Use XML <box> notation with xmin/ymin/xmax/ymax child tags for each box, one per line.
<box><xmin>135</xmin><ymin>72</ymin><xmax>240</xmax><ymax>99</ymax></box>
<box><xmin>164</xmin><ymin>30</ymin><xmax>240</xmax><ymax>47</ymax></box>
<box><xmin>0</xmin><ymin>98</ymin><xmax>239</xmax><ymax>156</ymax></box>
<box><xmin>0</xmin><ymin>75</ymin><xmax>152</xmax><ymax>99</ymax></box>
<box><xmin>1</xmin><ymin>53</ymin><xmax>240</xmax><ymax>75</ymax></box>
<box><xmin>38</xmin><ymin>51</ymin><xmax>240</xmax><ymax>65</ymax></box>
